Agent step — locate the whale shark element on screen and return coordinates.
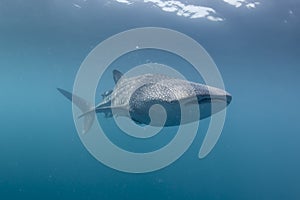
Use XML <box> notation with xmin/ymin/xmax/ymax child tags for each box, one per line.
<box><xmin>58</xmin><ymin>70</ymin><xmax>232</xmax><ymax>133</ymax></box>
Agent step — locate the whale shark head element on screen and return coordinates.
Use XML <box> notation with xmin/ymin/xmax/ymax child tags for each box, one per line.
<box><xmin>191</xmin><ymin>84</ymin><xmax>232</xmax><ymax>120</ymax></box>
<box><xmin>125</xmin><ymin>78</ymin><xmax>231</xmax><ymax>126</ymax></box>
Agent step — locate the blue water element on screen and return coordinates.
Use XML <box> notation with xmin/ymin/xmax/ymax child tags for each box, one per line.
<box><xmin>1</xmin><ymin>0</ymin><xmax>300</xmax><ymax>199</ymax></box>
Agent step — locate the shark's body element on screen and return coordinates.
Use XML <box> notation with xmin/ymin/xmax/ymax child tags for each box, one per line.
<box><xmin>58</xmin><ymin>70</ymin><xmax>232</xmax><ymax>133</ymax></box>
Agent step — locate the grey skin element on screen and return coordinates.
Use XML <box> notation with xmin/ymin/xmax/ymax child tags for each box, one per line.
<box><xmin>58</xmin><ymin>70</ymin><xmax>232</xmax><ymax>133</ymax></box>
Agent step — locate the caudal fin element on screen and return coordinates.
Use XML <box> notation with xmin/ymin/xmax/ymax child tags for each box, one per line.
<box><xmin>57</xmin><ymin>88</ymin><xmax>95</xmax><ymax>134</ymax></box>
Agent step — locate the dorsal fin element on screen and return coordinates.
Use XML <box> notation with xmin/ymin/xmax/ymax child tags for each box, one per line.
<box><xmin>113</xmin><ymin>70</ymin><xmax>123</xmax><ymax>84</ymax></box>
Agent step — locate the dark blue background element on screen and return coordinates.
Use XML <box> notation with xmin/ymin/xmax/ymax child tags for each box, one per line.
<box><xmin>0</xmin><ymin>0</ymin><xmax>299</xmax><ymax>199</ymax></box>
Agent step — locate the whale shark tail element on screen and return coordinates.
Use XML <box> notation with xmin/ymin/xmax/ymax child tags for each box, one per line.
<box><xmin>57</xmin><ymin>88</ymin><xmax>95</xmax><ymax>134</ymax></box>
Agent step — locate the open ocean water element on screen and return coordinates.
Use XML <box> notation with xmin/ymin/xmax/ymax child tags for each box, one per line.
<box><xmin>0</xmin><ymin>0</ymin><xmax>300</xmax><ymax>199</ymax></box>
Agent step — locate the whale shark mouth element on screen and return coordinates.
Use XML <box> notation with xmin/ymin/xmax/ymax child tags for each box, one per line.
<box><xmin>185</xmin><ymin>95</ymin><xmax>232</xmax><ymax>106</ymax></box>
<box><xmin>202</xmin><ymin>94</ymin><xmax>232</xmax><ymax>104</ymax></box>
